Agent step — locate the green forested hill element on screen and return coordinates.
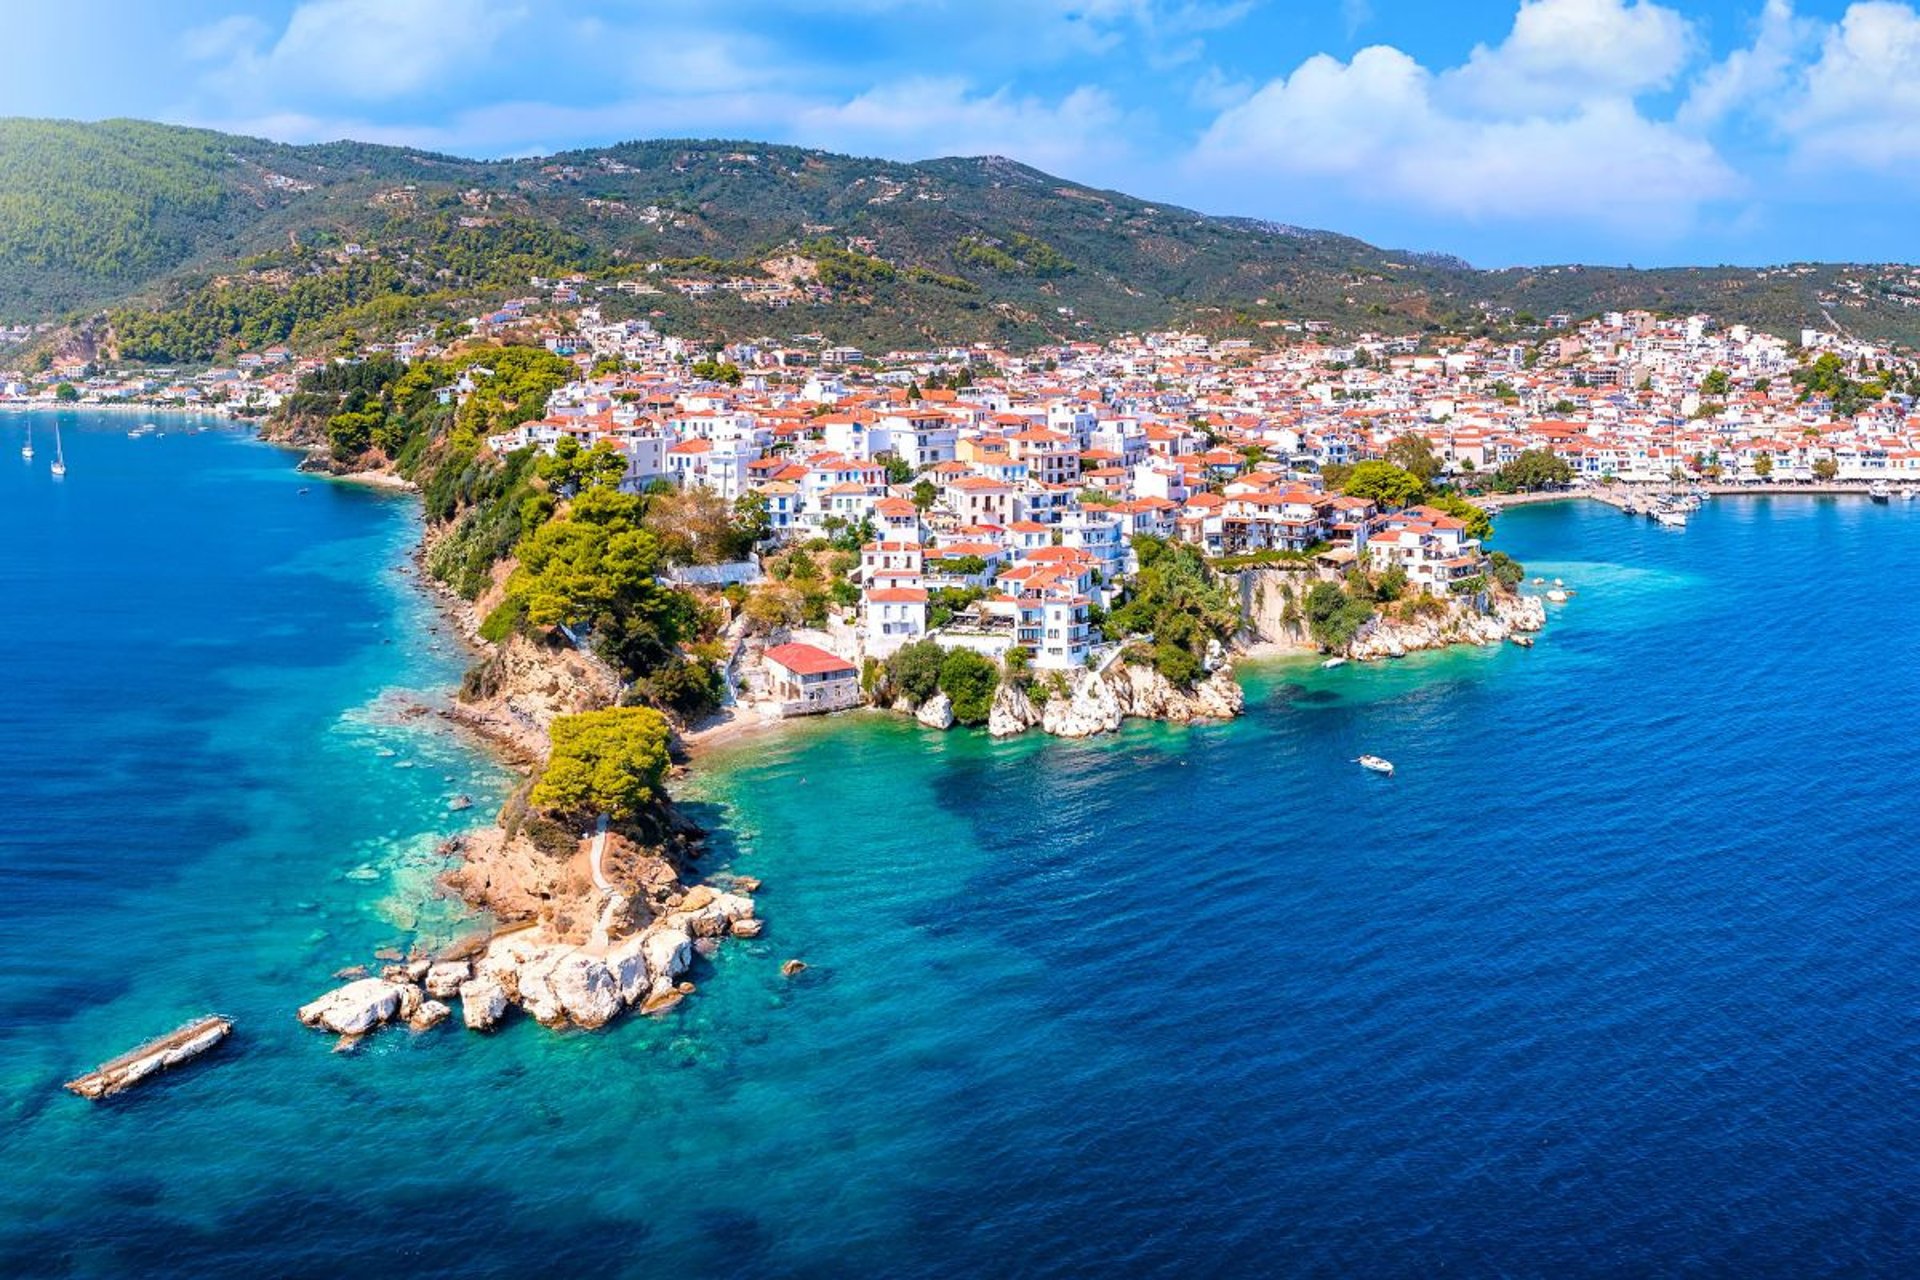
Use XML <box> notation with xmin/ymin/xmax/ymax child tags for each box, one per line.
<box><xmin>3</xmin><ymin>117</ymin><xmax>1918</xmax><ymax>360</ymax></box>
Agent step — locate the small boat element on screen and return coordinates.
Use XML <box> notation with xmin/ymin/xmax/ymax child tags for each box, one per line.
<box><xmin>1654</xmin><ymin>507</ymin><xmax>1687</xmax><ymax>528</ymax></box>
<box><xmin>1870</xmin><ymin>481</ymin><xmax>1891</xmax><ymax>503</ymax></box>
<box><xmin>50</xmin><ymin>423</ymin><xmax>65</xmax><ymax>477</ymax></box>
<box><xmin>297</xmin><ymin>486</ymin><xmax>311</xmax><ymax>495</ymax></box>
<box><xmin>1546</xmin><ymin>588</ymin><xmax>1570</xmax><ymax>603</ymax></box>
<box><xmin>1355</xmin><ymin>755</ymin><xmax>1395</xmax><ymax>776</ymax></box>
<box><xmin>1904</xmin><ymin>486</ymin><xmax>1916</xmax><ymax>502</ymax></box>
<box><xmin>1510</xmin><ymin>635</ymin><xmax>1534</xmax><ymax>648</ymax></box>
<box><xmin>20</xmin><ymin>422</ymin><xmax>31</xmax><ymax>460</ymax></box>
<box><xmin>1321</xmin><ymin>657</ymin><xmax>1346</xmax><ymax>669</ymax></box>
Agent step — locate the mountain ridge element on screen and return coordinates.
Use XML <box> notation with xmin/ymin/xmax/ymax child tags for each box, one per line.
<box><xmin>3</xmin><ymin>117</ymin><xmax>1918</xmax><ymax>359</ymax></box>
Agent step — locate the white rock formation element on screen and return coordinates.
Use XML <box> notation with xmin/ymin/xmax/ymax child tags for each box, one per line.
<box><xmin>549</xmin><ymin>951</ymin><xmax>623</xmax><ymax>1029</ymax></box>
<box><xmin>424</xmin><ymin>960</ymin><xmax>470</xmax><ymax>999</ymax></box>
<box><xmin>409</xmin><ymin>1000</ymin><xmax>452</xmax><ymax>1031</ymax></box>
<box><xmin>988</xmin><ymin>683</ymin><xmax>1039</xmax><ymax>738</ymax></box>
<box><xmin>297</xmin><ymin>978</ymin><xmax>408</xmax><ymax>1035</ymax></box>
<box><xmin>643</xmin><ymin>929</ymin><xmax>693</xmax><ymax>984</ymax></box>
<box><xmin>915</xmin><ymin>691</ymin><xmax>955</xmax><ymax>730</ymax></box>
<box><xmin>459</xmin><ymin>977</ymin><xmax>509</xmax><ymax>1031</ymax></box>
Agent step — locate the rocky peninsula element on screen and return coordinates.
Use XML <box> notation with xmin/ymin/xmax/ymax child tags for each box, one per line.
<box><xmin>295</xmin><ymin>516</ymin><xmax>772</xmax><ymax>1047</ymax></box>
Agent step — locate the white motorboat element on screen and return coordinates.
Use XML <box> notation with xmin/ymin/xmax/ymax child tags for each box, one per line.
<box><xmin>1654</xmin><ymin>507</ymin><xmax>1687</xmax><ymax>528</ymax></box>
<box><xmin>1870</xmin><ymin>481</ymin><xmax>1891</xmax><ymax>503</ymax></box>
<box><xmin>1355</xmin><ymin>755</ymin><xmax>1395</xmax><ymax>776</ymax></box>
<box><xmin>1321</xmin><ymin>657</ymin><xmax>1346</xmax><ymax>669</ymax></box>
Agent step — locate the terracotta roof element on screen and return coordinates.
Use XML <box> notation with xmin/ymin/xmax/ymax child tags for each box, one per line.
<box><xmin>763</xmin><ymin>643</ymin><xmax>857</xmax><ymax>676</ymax></box>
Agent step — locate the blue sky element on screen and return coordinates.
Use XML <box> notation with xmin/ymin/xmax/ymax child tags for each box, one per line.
<box><xmin>6</xmin><ymin>0</ymin><xmax>1918</xmax><ymax>268</ymax></box>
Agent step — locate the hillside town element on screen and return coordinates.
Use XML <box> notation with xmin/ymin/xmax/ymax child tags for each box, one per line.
<box><xmin>7</xmin><ymin>303</ymin><xmax>1915</xmax><ymax>701</ymax></box>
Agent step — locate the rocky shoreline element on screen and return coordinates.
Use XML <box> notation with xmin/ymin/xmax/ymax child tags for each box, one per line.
<box><xmin>1345</xmin><ymin>592</ymin><xmax>1546</xmax><ymax>661</ymax></box>
<box><xmin>885</xmin><ymin>659</ymin><xmax>1246</xmax><ymax>739</ymax></box>
<box><xmin>1234</xmin><ymin>566</ymin><xmax>1548</xmax><ymax>662</ymax></box>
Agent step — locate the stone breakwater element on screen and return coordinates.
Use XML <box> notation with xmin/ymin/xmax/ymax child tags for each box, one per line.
<box><xmin>896</xmin><ymin>660</ymin><xmax>1246</xmax><ymax>740</ymax></box>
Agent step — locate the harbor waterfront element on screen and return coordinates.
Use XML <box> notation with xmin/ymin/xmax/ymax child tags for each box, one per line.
<box><xmin>9</xmin><ymin>413</ymin><xmax>1920</xmax><ymax>1273</ymax></box>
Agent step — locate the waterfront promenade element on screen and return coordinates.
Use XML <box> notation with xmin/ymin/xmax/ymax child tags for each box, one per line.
<box><xmin>1480</xmin><ymin>481</ymin><xmax>1894</xmax><ymax>512</ymax></box>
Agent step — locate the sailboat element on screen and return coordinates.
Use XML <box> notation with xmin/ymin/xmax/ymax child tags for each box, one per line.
<box><xmin>50</xmin><ymin>423</ymin><xmax>65</xmax><ymax>477</ymax></box>
<box><xmin>20</xmin><ymin>422</ymin><xmax>32</xmax><ymax>461</ymax></box>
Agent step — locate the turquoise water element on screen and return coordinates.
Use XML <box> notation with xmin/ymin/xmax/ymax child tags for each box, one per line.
<box><xmin>6</xmin><ymin>418</ymin><xmax>1920</xmax><ymax>1276</ymax></box>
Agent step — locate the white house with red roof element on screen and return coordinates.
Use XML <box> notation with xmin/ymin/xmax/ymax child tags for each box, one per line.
<box><xmin>762</xmin><ymin>643</ymin><xmax>862</xmax><ymax>716</ymax></box>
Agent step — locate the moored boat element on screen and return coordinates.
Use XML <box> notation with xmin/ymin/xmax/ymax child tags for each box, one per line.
<box><xmin>1510</xmin><ymin>635</ymin><xmax>1534</xmax><ymax>647</ymax></box>
<box><xmin>1321</xmin><ymin>657</ymin><xmax>1346</xmax><ymax>669</ymax></box>
<box><xmin>1355</xmin><ymin>754</ymin><xmax>1395</xmax><ymax>776</ymax></box>
<box><xmin>1870</xmin><ymin>481</ymin><xmax>1891</xmax><ymax>503</ymax></box>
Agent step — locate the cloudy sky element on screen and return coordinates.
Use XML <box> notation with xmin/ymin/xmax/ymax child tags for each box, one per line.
<box><xmin>6</xmin><ymin>0</ymin><xmax>1919</xmax><ymax>267</ymax></box>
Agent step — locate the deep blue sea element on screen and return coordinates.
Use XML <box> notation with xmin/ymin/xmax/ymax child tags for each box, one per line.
<box><xmin>5</xmin><ymin>412</ymin><xmax>1920</xmax><ymax>1277</ymax></box>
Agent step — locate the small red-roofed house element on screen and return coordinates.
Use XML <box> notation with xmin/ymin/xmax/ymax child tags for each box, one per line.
<box><xmin>762</xmin><ymin>643</ymin><xmax>862</xmax><ymax>716</ymax></box>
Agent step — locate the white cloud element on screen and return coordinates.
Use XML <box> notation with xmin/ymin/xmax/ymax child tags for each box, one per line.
<box><xmin>1678</xmin><ymin>0</ymin><xmax>1814</xmax><ymax>130</ymax></box>
<box><xmin>1785</xmin><ymin>1</ymin><xmax>1920</xmax><ymax>168</ymax></box>
<box><xmin>179</xmin><ymin>15</ymin><xmax>266</xmax><ymax>64</ymax></box>
<box><xmin>1443</xmin><ymin>0</ymin><xmax>1696</xmax><ymax>115</ymax></box>
<box><xmin>195</xmin><ymin>0</ymin><xmax>524</xmax><ymax>105</ymax></box>
<box><xmin>190</xmin><ymin>76</ymin><xmax>1136</xmax><ymax>180</ymax></box>
<box><xmin>1189</xmin><ymin>33</ymin><xmax>1739</xmax><ymax>236</ymax></box>
<box><xmin>795</xmin><ymin>78</ymin><xmax>1134</xmax><ymax>171</ymax></box>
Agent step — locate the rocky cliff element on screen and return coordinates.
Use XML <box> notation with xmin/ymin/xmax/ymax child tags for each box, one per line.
<box><xmin>444</xmin><ymin>631</ymin><xmax>622</xmax><ymax>765</ymax></box>
<box><xmin>1232</xmin><ymin>566</ymin><xmax>1548</xmax><ymax>661</ymax></box>
<box><xmin>1233</xmin><ymin>566</ymin><xmax>1319</xmax><ymax>651</ymax></box>
<box><xmin>1345</xmin><ymin>592</ymin><xmax>1546</xmax><ymax>661</ymax></box>
<box><xmin>959</xmin><ymin>659</ymin><xmax>1245</xmax><ymax>739</ymax></box>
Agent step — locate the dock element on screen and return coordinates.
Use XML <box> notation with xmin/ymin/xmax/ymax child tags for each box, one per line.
<box><xmin>64</xmin><ymin>1015</ymin><xmax>232</xmax><ymax>1100</ymax></box>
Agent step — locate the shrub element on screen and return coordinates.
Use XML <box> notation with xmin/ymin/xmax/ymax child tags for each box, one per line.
<box><xmin>1305</xmin><ymin>581</ymin><xmax>1375</xmax><ymax>652</ymax></box>
<box><xmin>886</xmin><ymin>639</ymin><xmax>945</xmax><ymax>705</ymax></box>
<box><xmin>1152</xmin><ymin>641</ymin><xmax>1201</xmax><ymax>686</ymax></box>
<box><xmin>530</xmin><ymin>707</ymin><xmax>672</xmax><ymax>822</ymax></box>
<box><xmin>625</xmin><ymin>656</ymin><xmax>724</xmax><ymax>720</ymax></box>
<box><xmin>936</xmin><ymin>644</ymin><xmax>998</xmax><ymax>725</ymax></box>
<box><xmin>938</xmin><ymin>649</ymin><xmax>1000</xmax><ymax>725</ymax></box>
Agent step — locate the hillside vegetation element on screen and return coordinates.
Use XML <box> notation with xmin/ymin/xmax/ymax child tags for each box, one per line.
<box><xmin>5</xmin><ymin>118</ymin><xmax>1920</xmax><ymax>356</ymax></box>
